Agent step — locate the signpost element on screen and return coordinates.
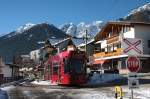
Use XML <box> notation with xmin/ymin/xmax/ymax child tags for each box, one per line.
<box><xmin>126</xmin><ymin>56</ymin><xmax>141</xmax><ymax>99</ymax></box>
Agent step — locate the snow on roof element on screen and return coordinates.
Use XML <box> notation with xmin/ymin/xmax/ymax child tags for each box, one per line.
<box><xmin>53</xmin><ymin>38</ymin><xmax>71</xmax><ymax>45</ymax></box>
<box><xmin>21</xmin><ymin>55</ymin><xmax>30</xmax><ymax>58</ymax></box>
<box><xmin>77</xmin><ymin>39</ymin><xmax>94</xmax><ymax>47</ymax></box>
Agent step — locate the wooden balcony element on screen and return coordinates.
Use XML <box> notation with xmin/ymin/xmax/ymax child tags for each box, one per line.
<box><xmin>106</xmin><ymin>35</ymin><xmax>120</xmax><ymax>44</ymax></box>
<box><xmin>93</xmin><ymin>48</ymin><xmax>122</xmax><ymax>58</ymax></box>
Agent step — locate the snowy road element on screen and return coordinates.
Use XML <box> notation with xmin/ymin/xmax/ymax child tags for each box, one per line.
<box><xmin>6</xmin><ymin>85</ymin><xmax>115</xmax><ymax>99</ymax></box>
<box><xmin>1</xmin><ymin>74</ymin><xmax>150</xmax><ymax>99</ymax></box>
<box><xmin>4</xmin><ymin>83</ymin><xmax>150</xmax><ymax>99</ymax></box>
<box><xmin>0</xmin><ymin>90</ymin><xmax>8</xmax><ymax>99</ymax></box>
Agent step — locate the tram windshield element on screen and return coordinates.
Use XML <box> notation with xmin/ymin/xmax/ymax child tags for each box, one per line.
<box><xmin>70</xmin><ymin>59</ymin><xmax>84</xmax><ymax>74</ymax></box>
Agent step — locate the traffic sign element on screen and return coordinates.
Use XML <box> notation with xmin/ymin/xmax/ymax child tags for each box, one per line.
<box><xmin>128</xmin><ymin>77</ymin><xmax>139</xmax><ymax>89</ymax></box>
<box><xmin>126</xmin><ymin>56</ymin><xmax>141</xmax><ymax>72</ymax></box>
<box><xmin>122</xmin><ymin>38</ymin><xmax>143</xmax><ymax>55</ymax></box>
<box><xmin>128</xmin><ymin>73</ymin><xmax>139</xmax><ymax>89</ymax></box>
<box><xmin>128</xmin><ymin>73</ymin><xmax>138</xmax><ymax>78</ymax></box>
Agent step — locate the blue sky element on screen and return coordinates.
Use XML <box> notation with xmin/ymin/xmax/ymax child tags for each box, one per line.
<box><xmin>0</xmin><ymin>0</ymin><xmax>149</xmax><ymax>34</ymax></box>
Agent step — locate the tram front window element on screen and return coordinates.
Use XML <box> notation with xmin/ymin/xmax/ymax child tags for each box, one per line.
<box><xmin>70</xmin><ymin>59</ymin><xmax>83</xmax><ymax>74</ymax></box>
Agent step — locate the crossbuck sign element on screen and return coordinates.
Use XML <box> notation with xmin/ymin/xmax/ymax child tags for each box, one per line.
<box><xmin>122</xmin><ymin>38</ymin><xmax>143</xmax><ymax>55</ymax></box>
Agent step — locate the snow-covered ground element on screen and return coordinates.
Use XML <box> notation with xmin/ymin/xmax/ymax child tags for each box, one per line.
<box><xmin>41</xmin><ymin>84</ymin><xmax>150</xmax><ymax>99</ymax></box>
<box><xmin>0</xmin><ymin>85</ymin><xmax>15</xmax><ymax>91</ymax></box>
<box><xmin>0</xmin><ymin>85</ymin><xmax>15</xmax><ymax>99</ymax></box>
<box><xmin>121</xmin><ymin>86</ymin><xmax>150</xmax><ymax>99</ymax></box>
<box><xmin>38</xmin><ymin>74</ymin><xmax>150</xmax><ymax>99</ymax></box>
<box><xmin>1</xmin><ymin>74</ymin><xmax>150</xmax><ymax>99</ymax></box>
<box><xmin>31</xmin><ymin>73</ymin><xmax>125</xmax><ymax>86</ymax></box>
<box><xmin>31</xmin><ymin>80</ymin><xmax>51</xmax><ymax>85</ymax></box>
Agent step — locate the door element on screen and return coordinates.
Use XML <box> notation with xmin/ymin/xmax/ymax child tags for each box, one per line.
<box><xmin>52</xmin><ymin>62</ymin><xmax>59</xmax><ymax>83</ymax></box>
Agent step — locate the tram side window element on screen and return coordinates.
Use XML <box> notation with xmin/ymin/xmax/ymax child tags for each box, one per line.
<box><xmin>64</xmin><ymin>58</ymin><xmax>70</xmax><ymax>73</ymax></box>
<box><xmin>53</xmin><ymin>62</ymin><xmax>59</xmax><ymax>74</ymax></box>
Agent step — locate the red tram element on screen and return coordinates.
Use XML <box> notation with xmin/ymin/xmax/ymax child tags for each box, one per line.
<box><xmin>44</xmin><ymin>50</ymin><xmax>87</xmax><ymax>85</ymax></box>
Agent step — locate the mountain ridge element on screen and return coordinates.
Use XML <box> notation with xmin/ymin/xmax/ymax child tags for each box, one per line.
<box><xmin>122</xmin><ymin>2</ymin><xmax>150</xmax><ymax>22</ymax></box>
<box><xmin>59</xmin><ymin>21</ymin><xmax>103</xmax><ymax>39</ymax></box>
<box><xmin>0</xmin><ymin>23</ymin><xmax>69</xmax><ymax>63</ymax></box>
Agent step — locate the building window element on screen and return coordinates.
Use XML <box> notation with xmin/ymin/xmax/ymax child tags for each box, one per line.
<box><xmin>101</xmin><ymin>48</ymin><xmax>105</xmax><ymax>52</ymax></box>
<box><xmin>116</xmin><ymin>43</ymin><xmax>121</xmax><ymax>48</ymax></box>
<box><xmin>122</xmin><ymin>26</ymin><xmax>131</xmax><ymax>33</ymax></box>
<box><xmin>94</xmin><ymin>43</ymin><xmax>101</xmax><ymax>52</ymax></box>
<box><xmin>121</xmin><ymin>60</ymin><xmax>126</xmax><ymax>69</ymax></box>
<box><xmin>107</xmin><ymin>45</ymin><xmax>112</xmax><ymax>52</ymax></box>
<box><xmin>148</xmin><ymin>40</ymin><xmax>150</xmax><ymax>48</ymax></box>
<box><xmin>108</xmin><ymin>32</ymin><xmax>112</xmax><ymax>37</ymax></box>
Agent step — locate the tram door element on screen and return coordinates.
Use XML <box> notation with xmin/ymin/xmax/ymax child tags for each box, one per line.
<box><xmin>52</xmin><ymin>61</ymin><xmax>61</xmax><ymax>84</ymax></box>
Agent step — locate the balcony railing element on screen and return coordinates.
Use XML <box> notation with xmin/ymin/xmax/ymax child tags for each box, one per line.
<box><xmin>106</xmin><ymin>35</ymin><xmax>120</xmax><ymax>44</ymax></box>
<box><xmin>93</xmin><ymin>48</ymin><xmax>122</xmax><ymax>58</ymax></box>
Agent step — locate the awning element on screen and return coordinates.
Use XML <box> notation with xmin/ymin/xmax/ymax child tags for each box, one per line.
<box><xmin>94</xmin><ymin>54</ymin><xmax>150</xmax><ymax>61</ymax></box>
<box><xmin>93</xmin><ymin>59</ymin><xmax>105</xmax><ymax>65</ymax></box>
<box><xmin>95</xmin><ymin>55</ymin><xmax>128</xmax><ymax>61</ymax></box>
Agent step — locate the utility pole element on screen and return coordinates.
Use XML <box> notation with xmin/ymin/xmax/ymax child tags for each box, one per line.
<box><xmin>85</xmin><ymin>29</ymin><xmax>88</xmax><ymax>53</ymax></box>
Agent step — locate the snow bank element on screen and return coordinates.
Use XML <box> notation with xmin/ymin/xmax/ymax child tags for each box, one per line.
<box><xmin>31</xmin><ymin>80</ymin><xmax>51</xmax><ymax>85</ymax></box>
<box><xmin>0</xmin><ymin>85</ymin><xmax>15</xmax><ymax>91</ymax></box>
<box><xmin>75</xmin><ymin>93</ymin><xmax>114</xmax><ymax>99</ymax></box>
<box><xmin>87</xmin><ymin>73</ymin><xmax>124</xmax><ymax>85</ymax></box>
<box><xmin>43</xmin><ymin>88</ymin><xmax>61</xmax><ymax>93</ymax></box>
<box><xmin>121</xmin><ymin>86</ymin><xmax>150</xmax><ymax>99</ymax></box>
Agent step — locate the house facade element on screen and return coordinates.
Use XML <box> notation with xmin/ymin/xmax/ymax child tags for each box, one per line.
<box><xmin>93</xmin><ymin>21</ymin><xmax>150</xmax><ymax>73</ymax></box>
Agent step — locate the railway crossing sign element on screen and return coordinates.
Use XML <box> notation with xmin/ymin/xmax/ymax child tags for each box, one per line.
<box><xmin>126</xmin><ymin>56</ymin><xmax>141</xmax><ymax>72</ymax></box>
<box><xmin>122</xmin><ymin>38</ymin><xmax>143</xmax><ymax>55</ymax></box>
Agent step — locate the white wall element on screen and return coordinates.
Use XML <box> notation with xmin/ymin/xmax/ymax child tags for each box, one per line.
<box><xmin>123</xmin><ymin>28</ymin><xmax>135</xmax><ymax>38</ymax></box>
<box><xmin>30</xmin><ymin>49</ymin><xmax>40</xmax><ymax>61</ymax></box>
<box><xmin>101</xmin><ymin>40</ymin><xmax>107</xmax><ymax>49</ymax></box>
<box><xmin>134</xmin><ymin>25</ymin><xmax>150</xmax><ymax>54</ymax></box>
<box><xmin>3</xmin><ymin>65</ymin><xmax>12</xmax><ymax>77</ymax></box>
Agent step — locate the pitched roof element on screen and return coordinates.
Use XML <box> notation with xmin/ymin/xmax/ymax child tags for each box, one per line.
<box><xmin>54</xmin><ymin>38</ymin><xmax>75</xmax><ymax>51</ymax></box>
<box><xmin>94</xmin><ymin>21</ymin><xmax>150</xmax><ymax>41</ymax></box>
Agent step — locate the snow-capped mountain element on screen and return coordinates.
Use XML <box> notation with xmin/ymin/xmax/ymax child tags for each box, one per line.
<box><xmin>126</xmin><ymin>3</ymin><xmax>150</xmax><ymax>17</ymax></box>
<box><xmin>59</xmin><ymin>21</ymin><xmax>103</xmax><ymax>39</ymax></box>
<box><xmin>123</xmin><ymin>2</ymin><xmax>150</xmax><ymax>22</ymax></box>
<box><xmin>3</xmin><ymin>23</ymin><xmax>35</xmax><ymax>38</ymax></box>
<box><xmin>16</xmin><ymin>23</ymin><xmax>35</xmax><ymax>33</ymax></box>
<box><xmin>59</xmin><ymin>23</ymin><xmax>77</xmax><ymax>37</ymax></box>
<box><xmin>0</xmin><ymin>23</ymin><xmax>69</xmax><ymax>62</ymax></box>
